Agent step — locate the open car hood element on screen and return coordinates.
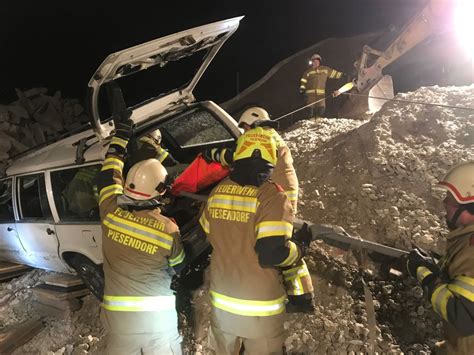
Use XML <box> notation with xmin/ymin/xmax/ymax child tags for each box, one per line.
<box><xmin>88</xmin><ymin>16</ymin><xmax>243</xmax><ymax>139</ymax></box>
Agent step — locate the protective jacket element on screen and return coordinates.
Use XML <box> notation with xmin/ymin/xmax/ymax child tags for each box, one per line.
<box><xmin>199</xmin><ymin>177</ymin><xmax>301</xmax><ymax>339</ymax></box>
<box><xmin>299</xmin><ymin>65</ymin><xmax>343</xmax><ymax>107</ymax></box>
<box><xmin>128</xmin><ymin>135</ymin><xmax>178</xmax><ymax>169</ymax></box>
<box><xmin>96</xmin><ymin>135</ymin><xmax>186</xmax><ymax>335</ymax></box>
<box><xmin>62</xmin><ymin>165</ymin><xmax>99</xmax><ymax>217</ymax></box>
<box><xmin>415</xmin><ymin>223</ymin><xmax>474</xmax><ymax>354</ymax></box>
<box><xmin>216</xmin><ymin>128</ymin><xmax>298</xmax><ymax>212</ymax></box>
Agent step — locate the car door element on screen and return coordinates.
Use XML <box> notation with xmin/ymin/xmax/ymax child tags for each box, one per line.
<box><xmin>15</xmin><ymin>173</ymin><xmax>67</xmax><ymax>271</ymax></box>
<box><xmin>0</xmin><ymin>178</ymin><xmax>28</xmax><ymax>264</ymax></box>
<box><xmin>49</xmin><ymin>164</ymin><xmax>103</xmax><ymax>266</ymax></box>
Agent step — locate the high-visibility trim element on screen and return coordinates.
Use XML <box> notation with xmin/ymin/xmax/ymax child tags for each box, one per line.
<box><xmin>416</xmin><ymin>266</ymin><xmax>432</xmax><ymax>283</ymax></box>
<box><xmin>316</xmin><ymin>89</ymin><xmax>325</xmax><ymax>95</ymax></box>
<box><xmin>335</xmin><ymin>71</ymin><xmax>343</xmax><ymax>79</ymax></box>
<box><xmin>308</xmin><ymin>70</ymin><xmax>316</xmax><ymax>75</ymax></box>
<box><xmin>169</xmin><ymin>249</ymin><xmax>185</xmax><ymax>267</ymax></box>
<box><xmin>99</xmin><ymin>184</ymin><xmax>123</xmax><ymax>205</ymax></box>
<box><xmin>104</xmin><ymin>214</ymin><xmax>173</xmax><ymax>250</ymax></box>
<box><xmin>282</xmin><ymin>263</ymin><xmax>310</xmax><ymax>280</ymax></box>
<box><xmin>220</xmin><ymin>148</ymin><xmax>232</xmax><ymax>166</ymax></box>
<box><xmin>450</xmin><ymin>275</ymin><xmax>474</xmax><ymax>302</ymax></box>
<box><xmin>300</xmin><ymin>78</ymin><xmax>307</xmax><ymax>83</ymax></box>
<box><xmin>101</xmin><ymin>157</ymin><xmax>124</xmax><ymax>172</ymax></box>
<box><xmin>209</xmin><ymin>194</ymin><xmax>258</xmax><ymax>213</ymax></box>
<box><xmin>431</xmin><ymin>284</ymin><xmax>453</xmax><ymax>321</ymax></box>
<box><xmin>277</xmin><ymin>241</ymin><xmax>299</xmax><ymax>267</ymax></box>
<box><xmin>299</xmin><ymin>85</ymin><xmax>306</xmax><ymax>90</ymax></box>
<box><xmin>305</xmin><ymin>89</ymin><xmax>316</xmax><ymax>94</ymax></box>
<box><xmin>110</xmin><ymin>137</ymin><xmax>128</xmax><ymax>149</ymax></box>
<box><xmin>285</xmin><ymin>190</ymin><xmax>298</xmax><ymax>202</ymax></box>
<box><xmin>102</xmin><ymin>295</ymin><xmax>175</xmax><ymax>312</ymax></box>
<box><xmin>255</xmin><ymin>221</ymin><xmax>293</xmax><ymax>239</ymax></box>
<box><xmin>156</xmin><ymin>147</ymin><xmax>169</xmax><ymax>163</ymax></box>
<box><xmin>199</xmin><ymin>213</ymin><xmax>210</xmax><ymax>233</ymax></box>
<box><xmin>210</xmin><ymin>290</ymin><xmax>286</xmax><ymax>317</ymax></box>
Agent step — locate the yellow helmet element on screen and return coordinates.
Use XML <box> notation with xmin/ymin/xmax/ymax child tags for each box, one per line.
<box><xmin>234</xmin><ymin>127</ymin><xmax>278</xmax><ymax>166</ymax></box>
<box><xmin>238</xmin><ymin>107</ymin><xmax>271</xmax><ymax>128</ymax></box>
<box><xmin>439</xmin><ymin>161</ymin><xmax>474</xmax><ymax>204</ymax></box>
<box><xmin>124</xmin><ymin>159</ymin><xmax>168</xmax><ymax>200</ymax></box>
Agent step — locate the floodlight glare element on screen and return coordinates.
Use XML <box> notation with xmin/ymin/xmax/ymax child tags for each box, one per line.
<box><xmin>454</xmin><ymin>0</ymin><xmax>474</xmax><ymax>58</ymax></box>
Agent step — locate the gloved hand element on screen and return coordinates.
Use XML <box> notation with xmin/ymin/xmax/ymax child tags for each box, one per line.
<box><xmin>292</xmin><ymin>222</ymin><xmax>312</xmax><ymax>256</ymax></box>
<box><xmin>202</xmin><ymin>148</ymin><xmax>219</xmax><ymax>163</ymax></box>
<box><xmin>113</xmin><ymin>114</ymin><xmax>134</xmax><ymax>140</ymax></box>
<box><xmin>332</xmin><ymin>90</ymin><xmax>341</xmax><ymax>98</ymax></box>
<box><xmin>407</xmin><ymin>248</ymin><xmax>440</xmax><ymax>287</ymax></box>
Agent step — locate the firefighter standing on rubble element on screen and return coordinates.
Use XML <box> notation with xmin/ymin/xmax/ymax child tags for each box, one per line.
<box><xmin>199</xmin><ymin>125</ymin><xmax>312</xmax><ymax>354</ymax></box>
<box><xmin>407</xmin><ymin>161</ymin><xmax>474</xmax><ymax>354</ymax></box>
<box><xmin>299</xmin><ymin>54</ymin><xmax>344</xmax><ymax>118</ymax></box>
<box><xmin>204</xmin><ymin>106</ymin><xmax>314</xmax><ymax>313</ymax></box>
<box><xmin>96</xmin><ymin>113</ymin><xmax>186</xmax><ymax>354</ymax></box>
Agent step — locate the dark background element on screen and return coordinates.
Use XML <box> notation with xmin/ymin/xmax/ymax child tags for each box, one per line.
<box><xmin>0</xmin><ymin>0</ymin><xmax>423</xmax><ymax>105</ymax></box>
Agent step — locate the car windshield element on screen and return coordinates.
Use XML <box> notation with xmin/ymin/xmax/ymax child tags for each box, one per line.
<box><xmin>160</xmin><ymin>108</ymin><xmax>234</xmax><ymax>148</ymax></box>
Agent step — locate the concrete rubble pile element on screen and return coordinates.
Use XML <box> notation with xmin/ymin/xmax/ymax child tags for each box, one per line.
<box><xmin>1</xmin><ymin>85</ymin><xmax>473</xmax><ymax>354</ymax></box>
<box><xmin>0</xmin><ymin>88</ymin><xmax>90</xmax><ymax>173</ymax></box>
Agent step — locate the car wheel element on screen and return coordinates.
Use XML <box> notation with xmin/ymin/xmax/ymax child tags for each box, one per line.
<box><xmin>71</xmin><ymin>254</ymin><xmax>104</xmax><ymax>301</ymax></box>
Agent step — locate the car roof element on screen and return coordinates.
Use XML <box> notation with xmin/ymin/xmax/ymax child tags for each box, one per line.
<box><xmin>6</xmin><ymin>129</ymin><xmax>105</xmax><ymax>176</ymax></box>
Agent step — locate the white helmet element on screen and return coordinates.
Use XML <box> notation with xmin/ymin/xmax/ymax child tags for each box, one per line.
<box><xmin>238</xmin><ymin>107</ymin><xmax>270</xmax><ymax>128</ymax></box>
<box><xmin>124</xmin><ymin>159</ymin><xmax>168</xmax><ymax>200</ymax></box>
<box><xmin>149</xmin><ymin>129</ymin><xmax>162</xmax><ymax>144</ymax></box>
<box><xmin>439</xmin><ymin>161</ymin><xmax>474</xmax><ymax>204</ymax></box>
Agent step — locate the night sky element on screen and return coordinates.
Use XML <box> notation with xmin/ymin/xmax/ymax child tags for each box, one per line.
<box><xmin>1</xmin><ymin>0</ymin><xmax>421</xmax><ymax>105</ymax></box>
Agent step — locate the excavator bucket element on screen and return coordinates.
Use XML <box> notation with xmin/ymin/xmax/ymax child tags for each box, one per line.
<box><xmin>338</xmin><ymin>75</ymin><xmax>394</xmax><ymax>118</ymax></box>
<box><xmin>368</xmin><ymin>75</ymin><xmax>394</xmax><ymax>113</ymax></box>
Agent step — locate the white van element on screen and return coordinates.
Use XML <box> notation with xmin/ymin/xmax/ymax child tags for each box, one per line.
<box><xmin>0</xmin><ymin>17</ymin><xmax>243</xmax><ymax>299</ymax></box>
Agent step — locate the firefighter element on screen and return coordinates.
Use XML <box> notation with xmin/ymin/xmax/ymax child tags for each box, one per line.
<box><xmin>204</xmin><ymin>107</ymin><xmax>314</xmax><ymax>313</ymax></box>
<box><xmin>96</xmin><ymin>116</ymin><xmax>186</xmax><ymax>355</ymax></box>
<box><xmin>299</xmin><ymin>53</ymin><xmax>344</xmax><ymax>118</ymax></box>
<box><xmin>199</xmin><ymin>127</ymin><xmax>312</xmax><ymax>354</ymax></box>
<box><xmin>62</xmin><ymin>165</ymin><xmax>99</xmax><ymax>218</ymax></box>
<box><xmin>126</xmin><ymin>128</ymin><xmax>178</xmax><ymax>172</ymax></box>
<box><xmin>407</xmin><ymin>161</ymin><xmax>474</xmax><ymax>354</ymax></box>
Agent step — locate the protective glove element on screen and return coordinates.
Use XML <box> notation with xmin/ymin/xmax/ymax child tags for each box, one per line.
<box><xmin>292</xmin><ymin>222</ymin><xmax>312</xmax><ymax>256</ymax></box>
<box><xmin>113</xmin><ymin>114</ymin><xmax>134</xmax><ymax>140</ymax></box>
<box><xmin>406</xmin><ymin>248</ymin><xmax>440</xmax><ymax>287</ymax></box>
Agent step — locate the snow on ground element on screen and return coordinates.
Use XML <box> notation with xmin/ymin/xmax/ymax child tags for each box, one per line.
<box><xmin>2</xmin><ymin>85</ymin><xmax>473</xmax><ymax>354</ymax></box>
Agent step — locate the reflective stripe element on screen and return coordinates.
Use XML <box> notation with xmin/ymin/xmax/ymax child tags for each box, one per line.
<box><xmin>169</xmin><ymin>249</ymin><xmax>185</xmax><ymax>267</ymax></box>
<box><xmin>209</xmin><ymin>194</ymin><xmax>258</xmax><ymax>213</ymax></box>
<box><xmin>305</xmin><ymin>89</ymin><xmax>316</xmax><ymax>94</ymax></box>
<box><xmin>101</xmin><ymin>157</ymin><xmax>124</xmax><ymax>172</ymax></box>
<box><xmin>431</xmin><ymin>284</ymin><xmax>453</xmax><ymax>321</ymax></box>
<box><xmin>255</xmin><ymin>221</ymin><xmax>293</xmax><ymax>239</ymax></box>
<box><xmin>416</xmin><ymin>266</ymin><xmax>432</xmax><ymax>283</ymax></box>
<box><xmin>199</xmin><ymin>213</ymin><xmax>210</xmax><ymax>233</ymax></box>
<box><xmin>102</xmin><ymin>295</ymin><xmax>175</xmax><ymax>312</ymax></box>
<box><xmin>308</xmin><ymin>70</ymin><xmax>316</xmax><ymax>75</ymax></box>
<box><xmin>285</xmin><ymin>190</ymin><xmax>298</xmax><ymax>202</ymax></box>
<box><xmin>99</xmin><ymin>184</ymin><xmax>123</xmax><ymax>205</ymax></box>
<box><xmin>316</xmin><ymin>89</ymin><xmax>325</xmax><ymax>95</ymax></box>
<box><xmin>156</xmin><ymin>147</ymin><xmax>169</xmax><ymax>163</ymax></box>
<box><xmin>210</xmin><ymin>290</ymin><xmax>286</xmax><ymax>317</ymax></box>
<box><xmin>335</xmin><ymin>72</ymin><xmax>343</xmax><ymax>79</ymax></box>
<box><xmin>110</xmin><ymin>137</ymin><xmax>128</xmax><ymax>149</ymax></box>
<box><xmin>300</xmin><ymin>78</ymin><xmax>307</xmax><ymax>83</ymax></box>
<box><xmin>450</xmin><ymin>275</ymin><xmax>474</xmax><ymax>302</ymax></box>
<box><xmin>104</xmin><ymin>214</ymin><xmax>173</xmax><ymax>250</ymax></box>
<box><xmin>277</xmin><ymin>241</ymin><xmax>299</xmax><ymax>267</ymax></box>
<box><xmin>220</xmin><ymin>148</ymin><xmax>232</xmax><ymax>166</ymax></box>
<box><xmin>283</xmin><ymin>261</ymin><xmax>310</xmax><ymax>295</ymax></box>
<box><xmin>299</xmin><ymin>86</ymin><xmax>306</xmax><ymax>90</ymax></box>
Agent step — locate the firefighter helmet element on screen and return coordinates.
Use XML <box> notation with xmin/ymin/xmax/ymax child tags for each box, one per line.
<box><xmin>309</xmin><ymin>54</ymin><xmax>322</xmax><ymax>65</ymax></box>
<box><xmin>148</xmin><ymin>128</ymin><xmax>162</xmax><ymax>144</ymax></box>
<box><xmin>124</xmin><ymin>159</ymin><xmax>168</xmax><ymax>200</ymax></box>
<box><xmin>238</xmin><ymin>107</ymin><xmax>271</xmax><ymax>128</ymax></box>
<box><xmin>233</xmin><ymin>127</ymin><xmax>278</xmax><ymax>166</ymax></box>
<box><xmin>439</xmin><ymin>161</ymin><xmax>474</xmax><ymax>204</ymax></box>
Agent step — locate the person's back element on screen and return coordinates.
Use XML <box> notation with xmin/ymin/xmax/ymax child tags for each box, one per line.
<box><xmin>96</xmin><ymin>120</ymin><xmax>185</xmax><ymax>355</ymax></box>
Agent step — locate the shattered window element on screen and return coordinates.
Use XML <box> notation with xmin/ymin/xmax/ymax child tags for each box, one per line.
<box><xmin>160</xmin><ymin>109</ymin><xmax>234</xmax><ymax>148</ymax></box>
<box><xmin>0</xmin><ymin>179</ymin><xmax>14</xmax><ymax>222</ymax></box>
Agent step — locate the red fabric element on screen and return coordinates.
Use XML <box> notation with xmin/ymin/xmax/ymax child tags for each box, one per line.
<box><xmin>171</xmin><ymin>154</ymin><xmax>230</xmax><ymax>196</ymax></box>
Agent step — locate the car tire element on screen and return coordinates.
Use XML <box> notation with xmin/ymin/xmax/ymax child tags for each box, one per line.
<box><xmin>71</xmin><ymin>254</ymin><xmax>104</xmax><ymax>301</ymax></box>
